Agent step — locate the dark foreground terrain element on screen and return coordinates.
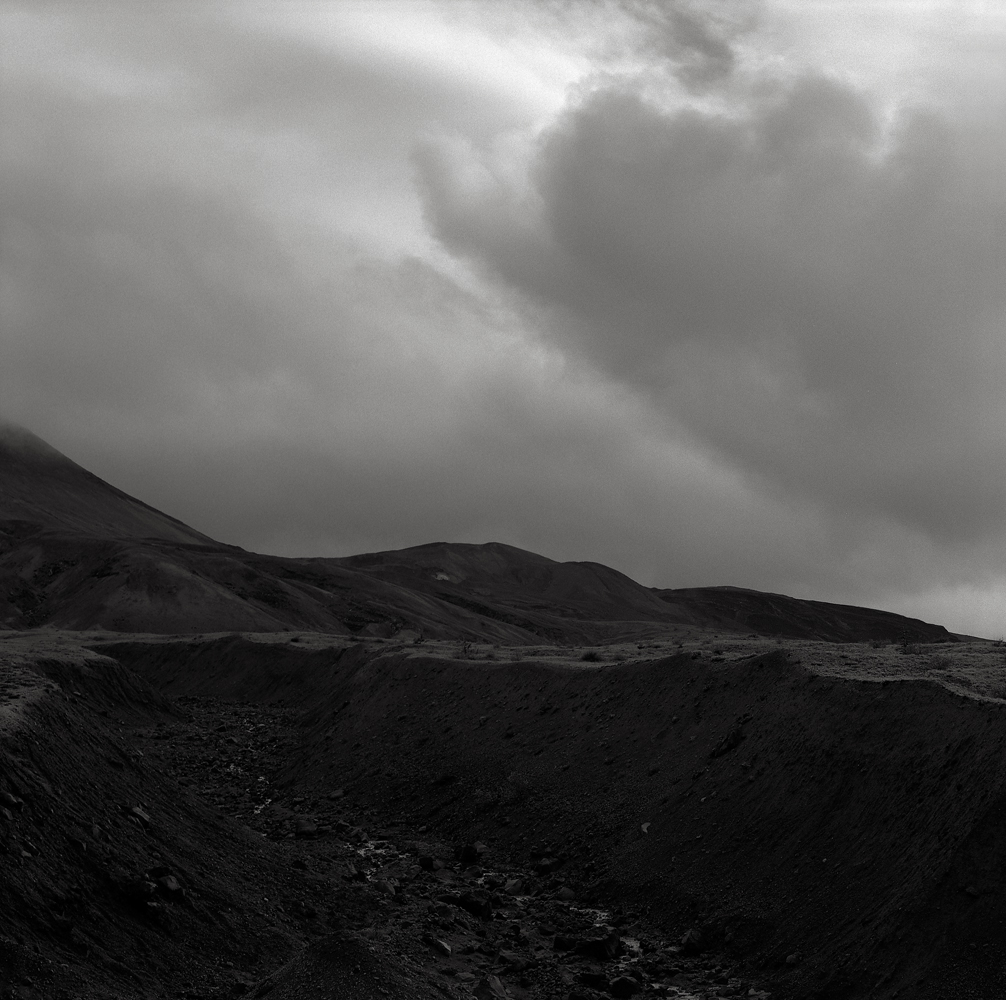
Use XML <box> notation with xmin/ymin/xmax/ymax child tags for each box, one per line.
<box><xmin>4</xmin><ymin>630</ymin><xmax>1006</xmax><ymax>999</ymax></box>
<box><xmin>3</xmin><ymin>423</ymin><xmax>1002</xmax><ymax>998</ymax></box>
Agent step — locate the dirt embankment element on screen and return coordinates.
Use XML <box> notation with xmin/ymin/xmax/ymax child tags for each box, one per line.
<box><xmin>0</xmin><ymin>644</ymin><xmax>317</xmax><ymax>998</ymax></box>
<box><xmin>106</xmin><ymin>636</ymin><xmax>1006</xmax><ymax>999</ymax></box>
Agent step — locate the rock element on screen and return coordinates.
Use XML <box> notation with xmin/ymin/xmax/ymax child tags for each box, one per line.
<box><xmin>375</xmin><ymin>879</ymin><xmax>397</xmax><ymax>897</ymax></box>
<box><xmin>710</xmin><ymin>718</ymin><xmax>750</xmax><ymax>758</ymax></box>
<box><xmin>608</xmin><ymin>975</ymin><xmax>639</xmax><ymax>998</ymax></box>
<box><xmin>785</xmin><ymin>951</ymin><xmax>802</xmax><ymax>965</ymax></box>
<box><xmin>122</xmin><ymin>878</ymin><xmax>158</xmax><ymax>904</ymax></box>
<box><xmin>556</xmin><ymin>886</ymin><xmax>576</xmax><ymax>901</ymax></box>
<box><xmin>459</xmin><ymin>842</ymin><xmax>488</xmax><ymax>864</ymax></box>
<box><xmin>578</xmin><ymin>971</ymin><xmax>608</xmax><ymax>988</ymax></box>
<box><xmin>155</xmin><ymin>875</ymin><xmax>185</xmax><ymax>900</ymax></box>
<box><xmin>553</xmin><ymin>934</ymin><xmax>578</xmax><ymax>951</ymax></box>
<box><xmin>0</xmin><ymin>792</ymin><xmax>23</xmax><ymax>811</ymax></box>
<box><xmin>499</xmin><ymin>949</ymin><xmax>529</xmax><ymax>973</ymax></box>
<box><xmin>459</xmin><ymin>891</ymin><xmax>493</xmax><ymax>921</ymax></box>
<box><xmin>504</xmin><ymin>878</ymin><xmax>524</xmax><ymax>895</ymax></box>
<box><xmin>424</xmin><ymin>934</ymin><xmax>452</xmax><ymax>957</ymax></box>
<box><xmin>640</xmin><ymin>823</ymin><xmax>650</xmax><ymax>835</ymax></box>
<box><xmin>534</xmin><ymin>856</ymin><xmax>563</xmax><ymax>875</ymax></box>
<box><xmin>576</xmin><ymin>927</ymin><xmax>622</xmax><ymax>961</ymax></box>
<box><xmin>294</xmin><ymin>817</ymin><xmax>318</xmax><ymax>838</ymax></box>
<box><xmin>418</xmin><ymin>855</ymin><xmax>437</xmax><ymax>871</ymax></box>
<box><xmin>128</xmin><ymin>805</ymin><xmax>151</xmax><ymax>828</ymax></box>
<box><xmin>327</xmin><ymin>789</ymin><xmax>345</xmax><ymax>800</ymax></box>
<box><xmin>473</xmin><ymin>974</ymin><xmax>510</xmax><ymax>999</ymax></box>
<box><xmin>680</xmin><ymin>927</ymin><xmax>705</xmax><ymax>955</ymax></box>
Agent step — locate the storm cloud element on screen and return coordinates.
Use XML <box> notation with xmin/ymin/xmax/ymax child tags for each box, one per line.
<box><xmin>3</xmin><ymin>1</ymin><xmax>1006</xmax><ymax>635</ymax></box>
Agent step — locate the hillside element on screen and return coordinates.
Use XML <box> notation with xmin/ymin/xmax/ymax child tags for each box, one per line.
<box><xmin>0</xmin><ymin>424</ymin><xmax>955</xmax><ymax>647</ymax></box>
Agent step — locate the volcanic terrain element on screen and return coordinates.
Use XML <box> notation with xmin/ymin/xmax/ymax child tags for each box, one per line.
<box><xmin>2</xmin><ymin>425</ymin><xmax>1005</xmax><ymax>1000</ymax></box>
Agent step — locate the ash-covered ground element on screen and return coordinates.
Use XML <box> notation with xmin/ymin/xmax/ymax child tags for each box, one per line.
<box><xmin>4</xmin><ymin>630</ymin><xmax>1006</xmax><ymax>999</ymax></box>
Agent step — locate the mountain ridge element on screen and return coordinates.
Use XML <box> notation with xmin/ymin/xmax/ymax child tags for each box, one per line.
<box><xmin>0</xmin><ymin>423</ymin><xmax>956</xmax><ymax>643</ymax></box>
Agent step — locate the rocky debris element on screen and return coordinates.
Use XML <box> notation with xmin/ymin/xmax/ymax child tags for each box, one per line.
<box><xmin>84</xmin><ymin>687</ymin><xmax>772</xmax><ymax>1000</ymax></box>
<box><xmin>0</xmin><ymin>790</ymin><xmax>24</xmax><ymax>811</ymax></box>
<box><xmin>458</xmin><ymin>841</ymin><xmax>488</xmax><ymax>864</ymax></box>
<box><xmin>576</xmin><ymin>926</ymin><xmax>623</xmax><ymax>961</ymax></box>
<box><xmin>608</xmin><ymin>974</ymin><xmax>640</xmax><ymax>997</ymax></box>
<box><xmin>424</xmin><ymin>934</ymin><xmax>452</xmax><ymax>956</ymax></box>
<box><xmin>145</xmin><ymin>865</ymin><xmax>186</xmax><ymax>900</ymax></box>
<box><xmin>473</xmin><ymin>974</ymin><xmax>510</xmax><ymax>998</ymax></box>
<box><xmin>710</xmin><ymin>714</ymin><xmax>752</xmax><ymax>758</ymax></box>
<box><xmin>126</xmin><ymin>804</ymin><xmax>151</xmax><ymax>829</ymax></box>
<box><xmin>293</xmin><ymin>817</ymin><xmax>318</xmax><ymax>837</ymax></box>
<box><xmin>457</xmin><ymin>890</ymin><xmax>493</xmax><ymax>920</ymax></box>
<box><xmin>533</xmin><ymin>855</ymin><xmax>563</xmax><ymax>875</ymax></box>
<box><xmin>681</xmin><ymin>927</ymin><xmax>706</xmax><ymax>955</ymax></box>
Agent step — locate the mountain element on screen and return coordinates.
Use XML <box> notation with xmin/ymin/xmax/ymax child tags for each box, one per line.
<box><xmin>0</xmin><ymin>424</ymin><xmax>956</xmax><ymax>643</ymax></box>
<box><xmin>0</xmin><ymin>424</ymin><xmax>212</xmax><ymax>544</ymax></box>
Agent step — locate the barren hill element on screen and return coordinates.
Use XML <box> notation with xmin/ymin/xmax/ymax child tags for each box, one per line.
<box><xmin>0</xmin><ymin>424</ymin><xmax>212</xmax><ymax>545</ymax></box>
<box><xmin>0</xmin><ymin>425</ymin><xmax>955</xmax><ymax>644</ymax></box>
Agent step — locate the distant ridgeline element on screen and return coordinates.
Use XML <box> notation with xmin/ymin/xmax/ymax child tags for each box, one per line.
<box><xmin>0</xmin><ymin>423</ymin><xmax>955</xmax><ymax>642</ymax></box>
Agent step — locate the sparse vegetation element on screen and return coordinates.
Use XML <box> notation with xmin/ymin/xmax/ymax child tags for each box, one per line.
<box><xmin>581</xmin><ymin>650</ymin><xmax>601</xmax><ymax>662</ymax></box>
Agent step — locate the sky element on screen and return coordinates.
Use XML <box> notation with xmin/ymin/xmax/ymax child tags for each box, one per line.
<box><xmin>2</xmin><ymin>1</ymin><xmax>1006</xmax><ymax>636</ymax></box>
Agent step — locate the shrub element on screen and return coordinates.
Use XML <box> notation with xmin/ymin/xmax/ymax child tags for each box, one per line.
<box><xmin>581</xmin><ymin>650</ymin><xmax>601</xmax><ymax>662</ymax></box>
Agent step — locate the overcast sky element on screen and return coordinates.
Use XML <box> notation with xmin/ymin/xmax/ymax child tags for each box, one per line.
<box><xmin>3</xmin><ymin>1</ymin><xmax>1006</xmax><ymax>636</ymax></box>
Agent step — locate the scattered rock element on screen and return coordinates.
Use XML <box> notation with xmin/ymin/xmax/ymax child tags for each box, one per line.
<box><xmin>458</xmin><ymin>890</ymin><xmax>493</xmax><ymax>920</ymax></box>
<box><xmin>155</xmin><ymin>875</ymin><xmax>185</xmax><ymax>900</ymax></box>
<box><xmin>608</xmin><ymin>975</ymin><xmax>639</xmax><ymax>998</ymax></box>
<box><xmin>680</xmin><ymin>927</ymin><xmax>705</xmax><ymax>955</ymax></box>
<box><xmin>294</xmin><ymin>817</ymin><xmax>318</xmax><ymax>837</ymax></box>
<box><xmin>534</xmin><ymin>856</ymin><xmax>563</xmax><ymax>875</ymax></box>
<box><xmin>424</xmin><ymin>935</ymin><xmax>452</xmax><ymax>957</ymax></box>
<box><xmin>459</xmin><ymin>842</ymin><xmax>488</xmax><ymax>864</ymax></box>
<box><xmin>473</xmin><ymin>974</ymin><xmax>510</xmax><ymax>999</ymax></box>
<box><xmin>0</xmin><ymin>792</ymin><xmax>23</xmax><ymax>811</ymax></box>
<box><xmin>576</xmin><ymin>927</ymin><xmax>623</xmax><ymax>961</ymax></box>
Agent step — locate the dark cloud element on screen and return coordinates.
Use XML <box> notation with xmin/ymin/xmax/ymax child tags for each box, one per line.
<box><xmin>418</xmin><ymin>71</ymin><xmax>1006</xmax><ymax>543</ymax></box>
<box><xmin>621</xmin><ymin>0</ymin><xmax>751</xmax><ymax>86</ymax></box>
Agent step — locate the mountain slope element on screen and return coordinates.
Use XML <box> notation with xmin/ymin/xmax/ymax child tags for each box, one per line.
<box><xmin>0</xmin><ymin>424</ymin><xmax>957</xmax><ymax>643</ymax></box>
<box><xmin>0</xmin><ymin>424</ymin><xmax>212</xmax><ymax>544</ymax></box>
<box><xmin>656</xmin><ymin>585</ymin><xmax>952</xmax><ymax>644</ymax></box>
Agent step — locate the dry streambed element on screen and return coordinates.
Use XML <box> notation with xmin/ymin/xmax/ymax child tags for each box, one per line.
<box><xmin>6</xmin><ymin>630</ymin><xmax>1006</xmax><ymax>999</ymax></box>
<box><xmin>135</xmin><ymin>694</ymin><xmax>768</xmax><ymax>1000</ymax></box>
